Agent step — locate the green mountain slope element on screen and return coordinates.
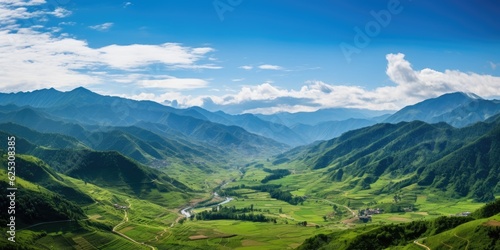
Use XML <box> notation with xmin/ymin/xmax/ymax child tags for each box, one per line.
<box><xmin>29</xmin><ymin>149</ymin><xmax>191</xmax><ymax>202</ymax></box>
<box><xmin>274</xmin><ymin>116</ymin><xmax>500</xmax><ymax>201</ymax></box>
<box><xmin>0</xmin><ymin>128</ymin><xmax>192</xmax><ymax>205</ymax></box>
<box><xmin>15</xmin><ymin>154</ymin><xmax>94</xmax><ymax>204</ymax></box>
<box><xmin>0</xmin><ymin>153</ymin><xmax>87</xmax><ymax>227</ymax></box>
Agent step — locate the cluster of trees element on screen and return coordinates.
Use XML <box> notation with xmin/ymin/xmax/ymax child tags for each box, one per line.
<box><xmin>195</xmin><ymin>205</ymin><xmax>275</xmax><ymax>223</ymax></box>
<box><xmin>297</xmin><ymin>221</ymin><xmax>308</xmax><ymax>226</ymax></box>
<box><xmin>261</xmin><ymin>168</ymin><xmax>291</xmax><ymax>183</ymax></box>
<box><xmin>272</xmin><ymin>157</ymin><xmax>290</xmax><ymax>165</ymax></box>
<box><xmin>472</xmin><ymin>198</ymin><xmax>500</xmax><ymax>218</ymax></box>
<box><xmin>248</xmin><ymin>184</ymin><xmax>305</xmax><ymax>205</ymax></box>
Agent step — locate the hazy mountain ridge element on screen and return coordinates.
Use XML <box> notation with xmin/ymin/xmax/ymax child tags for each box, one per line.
<box><xmin>384</xmin><ymin>92</ymin><xmax>500</xmax><ymax>127</ymax></box>
<box><xmin>291</xmin><ymin>118</ymin><xmax>376</xmax><ymax>143</ymax></box>
<box><xmin>255</xmin><ymin>108</ymin><xmax>391</xmax><ymax>126</ymax></box>
<box><xmin>2</xmin><ymin>88</ymin><xmax>499</xmax><ymax>148</ymax></box>
<box><xmin>186</xmin><ymin>106</ymin><xmax>308</xmax><ymax>146</ymax></box>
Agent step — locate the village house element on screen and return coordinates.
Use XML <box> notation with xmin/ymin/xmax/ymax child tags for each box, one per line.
<box><xmin>456</xmin><ymin>211</ymin><xmax>471</xmax><ymax>217</ymax></box>
<box><xmin>113</xmin><ymin>204</ymin><xmax>129</xmax><ymax>210</ymax></box>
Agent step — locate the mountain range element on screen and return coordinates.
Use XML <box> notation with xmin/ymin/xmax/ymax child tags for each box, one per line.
<box><xmin>2</xmin><ymin>88</ymin><xmax>499</xmax><ymax>147</ymax></box>
<box><xmin>1</xmin><ymin>87</ymin><xmax>500</xmax><ymax>249</ymax></box>
<box><xmin>2</xmin><ymin>87</ymin><xmax>498</xmax><ymax>203</ymax></box>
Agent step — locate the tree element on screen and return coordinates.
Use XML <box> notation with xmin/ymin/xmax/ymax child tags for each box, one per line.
<box><xmin>179</xmin><ymin>218</ymin><xmax>186</xmax><ymax>224</ymax></box>
<box><xmin>323</xmin><ymin>215</ymin><xmax>328</xmax><ymax>222</ymax></box>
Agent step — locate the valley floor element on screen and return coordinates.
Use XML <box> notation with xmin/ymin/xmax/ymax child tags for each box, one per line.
<box><xmin>4</xmin><ymin>159</ymin><xmax>495</xmax><ymax>250</ymax></box>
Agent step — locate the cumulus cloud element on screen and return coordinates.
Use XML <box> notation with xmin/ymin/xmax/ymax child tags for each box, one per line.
<box><xmin>239</xmin><ymin>65</ymin><xmax>253</xmax><ymax>70</ymax></box>
<box><xmin>140</xmin><ymin>53</ymin><xmax>500</xmax><ymax>114</ymax></box>
<box><xmin>258</xmin><ymin>64</ymin><xmax>283</xmax><ymax>70</ymax></box>
<box><xmin>52</xmin><ymin>7</ymin><xmax>71</xmax><ymax>18</ymax></box>
<box><xmin>89</xmin><ymin>22</ymin><xmax>113</xmax><ymax>31</ymax></box>
<box><xmin>383</xmin><ymin>53</ymin><xmax>500</xmax><ymax>100</ymax></box>
<box><xmin>0</xmin><ymin>1</ymin><xmax>218</xmax><ymax>92</ymax></box>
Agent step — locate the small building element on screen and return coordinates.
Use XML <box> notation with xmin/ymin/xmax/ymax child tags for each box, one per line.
<box><xmin>113</xmin><ymin>204</ymin><xmax>129</xmax><ymax>210</ymax></box>
<box><xmin>457</xmin><ymin>211</ymin><xmax>471</xmax><ymax>217</ymax></box>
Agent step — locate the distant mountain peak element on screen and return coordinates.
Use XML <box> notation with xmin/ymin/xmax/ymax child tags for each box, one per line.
<box><xmin>384</xmin><ymin>91</ymin><xmax>498</xmax><ymax>127</ymax></box>
<box><xmin>70</xmin><ymin>86</ymin><xmax>94</xmax><ymax>94</ymax></box>
<box><xmin>460</xmin><ymin>92</ymin><xmax>482</xmax><ymax>100</ymax></box>
<box><xmin>32</xmin><ymin>87</ymin><xmax>60</xmax><ymax>94</ymax></box>
<box><xmin>437</xmin><ymin>91</ymin><xmax>479</xmax><ymax>99</ymax></box>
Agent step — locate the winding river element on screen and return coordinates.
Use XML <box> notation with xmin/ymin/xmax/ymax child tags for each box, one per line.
<box><xmin>180</xmin><ymin>197</ymin><xmax>234</xmax><ymax>218</ymax></box>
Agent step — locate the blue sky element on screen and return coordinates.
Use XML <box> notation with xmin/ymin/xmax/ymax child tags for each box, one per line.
<box><xmin>1</xmin><ymin>0</ymin><xmax>499</xmax><ymax>113</ymax></box>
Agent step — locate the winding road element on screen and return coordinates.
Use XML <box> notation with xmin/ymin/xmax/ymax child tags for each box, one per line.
<box><xmin>454</xmin><ymin>233</ymin><xmax>470</xmax><ymax>250</ymax></box>
<box><xmin>112</xmin><ymin>199</ymin><xmax>156</xmax><ymax>250</ymax></box>
<box><xmin>320</xmin><ymin>198</ymin><xmax>356</xmax><ymax>217</ymax></box>
<box><xmin>413</xmin><ymin>238</ymin><xmax>431</xmax><ymax>250</ymax></box>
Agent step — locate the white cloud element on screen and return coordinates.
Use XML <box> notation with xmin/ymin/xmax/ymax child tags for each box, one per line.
<box><xmin>89</xmin><ymin>22</ymin><xmax>113</xmax><ymax>31</ymax></box>
<box><xmin>239</xmin><ymin>65</ymin><xmax>253</xmax><ymax>70</ymax></box>
<box><xmin>0</xmin><ymin>1</ymin><xmax>218</xmax><ymax>92</ymax></box>
<box><xmin>59</xmin><ymin>21</ymin><xmax>75</xmax><ymax>26</ymax></box>
<box><xmin>52</xmin><ymin>7</ymin><xmax>71</xmax><ymax>18</ymax></box>
<box><xmin>169</xmin><ymin>63</ymin><xmax>222</xmax><ymax>70</ymax></box>
<box><xmin>258</xmin><ymin>64</ymin><xmax>283</xmax><ymax>70</ymax></box>
<box><xmin>96</xmin><ymin>43</ymin><xmax>213</xmax><ymax>69</ymax></box>
<box><xmin>0</xmin><ymin>0</ymin><xmax>71</xmax><ymax>26</ymax></box>
<box><xmin>6</xmin><ymin>0</ymin><xmax>46</xmax><ymax>6</ymax></box>
<box><xmin>151</xmin><ymin>53</ymin><xmax>500</xmax><ymax>114</ymax></box>
<box><xmin>138</xmin><ymin>78</ymin><xmax>209</xmax><ymax>90</ymax></box>
<box><xmin>123</xmin><ymin>1</ymin><xmax>132</xmax><ymax>8</ymax></box>
<box><xmin>244</xmin><ymin>105</ymin><xmax>319</xmax><ymax>115</ymax></box>
<box><xmin>383</xmin><ymin>53</ymin><xmax>500</xmax><ymax>101</ymax></box>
